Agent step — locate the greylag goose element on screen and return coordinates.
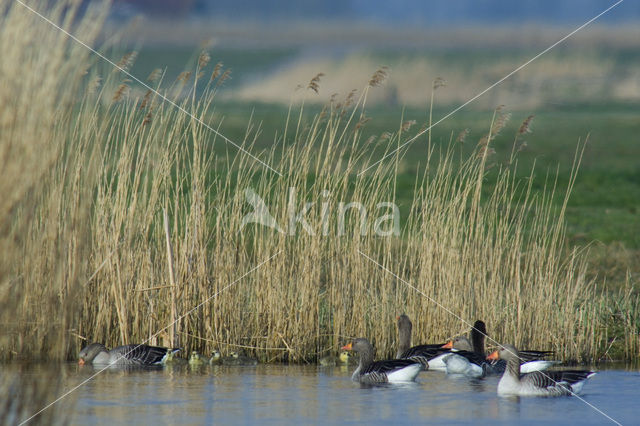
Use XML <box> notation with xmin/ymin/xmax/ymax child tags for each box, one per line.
<box><xmin>319</xmin><ymin>351</ymin><xmax>352</xmax><ymax>366</ymax></box>
<box><xmin>441</xmin><ymin>336</ymin><xmax>487</xmax><ymax>377</ymax></box>
<box><xmin>163</xmin><ymin>348</ymin><xmax>187</xmax><ymax>366</ymax></box>
<box><xmin>189</xmin><ymin>351</ymin><xmax>206</xmax><ymax>366</ymax></box>
<box><xmin>443</xmin><ymin>320</ymin><xmax>558</xmax><ymax>376</ymax></box>
<box><xmin>221</xmin><ymin>351</ymin><xmax>258</xmax><ymax>366</ymax></box>
<box><xmin>342</xmin><ymin>338</ymin><xmax>422</xmax><ymax>384</ymax></box>
<box><xmin>78</xmin><ymin>343</ymin><xmax>178</xmax><ymax>366</ymax></box>
<box><xmin>471</xmin><ymin>320</ymin><xmax>557</xmax><ymax>374</ymax></box>
<box><xmin>487</xmin><ymin>344</ymin><xmax>595</xmax><ymax>396</ymax></box>
<box><xmin>396</xmin><ymin>314</ymin><xmax>450</xmax><ymax>370</ymax></box>
<box><xmin>209</xmin><ymin>350</ymin><xmax>222</xmax><ymax>365</ymax></box>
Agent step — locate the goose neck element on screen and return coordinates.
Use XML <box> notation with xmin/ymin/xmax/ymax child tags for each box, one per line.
<box><xmin>397</xmin><ymin>328</ymin><xmax>411</xmax><ymax>358</ymax></box>
<box><xmin>471</xmin><ymin>329</ymin><xmax>485</xmax><ymax>354</ymax></box>
<box><xmin>359</xmin><ymin>347</ymin><xmax>375</xmax><ymax>368</ymax></box>
<box><xmin>507</xmin><ymin>357</ymin><xmax>521</xmax><ymax>380</ymax></box>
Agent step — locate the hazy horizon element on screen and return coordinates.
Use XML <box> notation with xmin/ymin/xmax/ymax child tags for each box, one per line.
<box><xmin>108</xmin><ymin>0</ymin><xmax>638</xmax><ymax>24</ymax></box>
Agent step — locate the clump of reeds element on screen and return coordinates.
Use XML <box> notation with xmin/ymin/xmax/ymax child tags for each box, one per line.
<box><xmin>0</xmin><ymin>0</ymin><xmax>638</xmax><ymax>368</ymax></box>
<box><xmin>0</xmin><ymin>0</ymin><xmax>104</xmax><ymax>361</ymax></box>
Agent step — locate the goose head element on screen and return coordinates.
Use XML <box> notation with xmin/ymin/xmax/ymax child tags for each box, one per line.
<box><xmin>78</xmin><ymin>343</ymin><xmax>107</xmax><ymax>365</ymax></box>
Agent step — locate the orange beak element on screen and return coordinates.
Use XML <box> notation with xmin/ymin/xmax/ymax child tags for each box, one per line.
<box><xmin>78</xmin><ymin>358</ymin><xmax>85</xmax><ymax>365</ymax></box>
<box><xmin>341</xmin><ymin>342</ymin><xmax>353</xmax><ymax>351</ymax></box>
<box><xmin>487</xmin><ymin>350</ymin><xmax>499</xmax><ymax>361</ymax></box>
<box><xmin>441</xmin><ymin>340</ymin><xmax>453</xmax><ymax>349</ymax></box>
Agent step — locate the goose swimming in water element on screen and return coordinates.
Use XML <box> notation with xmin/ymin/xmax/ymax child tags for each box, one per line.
<box><xmin>163</xmin><ymin>348</ymin><xmax>187</xmax><ymax>366</ymax></box>
<box><xmin>470</xmin><ymin>320</ymin><xmax>557</xmax><ymax>374</ymax></box>
<box><xmin>441</xmin><ymin>336</ymin><xmax>488</xmax><ymax>377</ymax></box>
<box><xmin>395</xmin><ymin>314</ymin><xmax>450</xmax><ymax>370</ymax></box>
<box><xmin>441</xmin><ymin>321</ymin><xmax>558</xmax><ymax>376</ymax></box>
<box><xmin>209</xmin><ymin>350</ymin><xmax>222</xmax><ymax>365</ymax></box>
<box><xmin>78</xmin><ymin>343</ymin><xmax>179</xmax><ymax>366</ymax></box>
<box><xmin>342</xmin><ymin>338</ymin><xmax>422</xmax><ymax>384</ymax></box>
<box><xmin>221</xmin><ymin>351</ymin><xmax>258</xmax><ymax>366</ymax></box>
<box><xmin>189</xmin><ymin>351</ymin><xmax>206</xmax><ymax>366</ymax></box>
<box><xmin>487</xmin><ymin>344</ymin><xmax>595</xmax><ymax>397</ymax></box>
<box><xmin>319</xmin><ymin>350</ymin><xmax>353</xmax><ymax>366</ymax></box>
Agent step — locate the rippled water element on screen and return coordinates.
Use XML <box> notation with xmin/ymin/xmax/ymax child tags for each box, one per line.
<box><xmin>7</xmin><ymin>362</ymin><xmax>639</xmax><ymax>425</ymax></box>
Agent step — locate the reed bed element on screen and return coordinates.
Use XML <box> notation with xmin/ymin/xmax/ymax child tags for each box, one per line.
<box><xmin>0</xmin><ymin>0</ymin><xmax>638</xmax><ymax>367</ymax></box>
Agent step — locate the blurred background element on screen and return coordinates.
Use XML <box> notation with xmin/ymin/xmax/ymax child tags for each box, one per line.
<box><xmin>96</xmin><ymin>0</ymin><xmax>639</xmax><ymax>283</ymax></box>
<box><xmin>110</xmin><ymin>0</ymin><xmax>639</xmax><ymax>22</ymax></box>
<box><xmin>97</xmin><ymin>0</ymin><xmax>640</xmax><ymax>108</ymax></box>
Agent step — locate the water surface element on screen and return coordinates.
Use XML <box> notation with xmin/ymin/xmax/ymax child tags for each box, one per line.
<box><xmin>9</xmin><ymin>362</ymin><xmax>639</xmax><ymax>425</ymax></box>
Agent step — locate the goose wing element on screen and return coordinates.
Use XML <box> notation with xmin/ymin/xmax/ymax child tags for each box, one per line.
<box><xmin>361</xmin><ymin>359</ymin><xmax>421</xmax><ymax>383</ymax></box>
<box><xmin>111</xmin><ymin>344</ymin><xmax>174</xmax><ymax>365</ymax></box>
<box><xmin>400</xmin><ymin>345</ymin><xmax>450</xmax><ymax>368</ymax></box>
<box><xmin>400</xmin><ymin>345</ymin><xmax>448</xmax><ymax>359</ymax></box>
<box><xmin>363</xmin><ymin>359</ymin><xmax>420</xmax><ymax>375</ymax></box>
<box><xmin>519</xmin><ymin>350</ymin><xmax>555</xmax><ymax>362</ymax></box>
<box><xmin>521</xmin><ymin>370</ymin><xmax>595</xmax><ymax>389</ymax></box>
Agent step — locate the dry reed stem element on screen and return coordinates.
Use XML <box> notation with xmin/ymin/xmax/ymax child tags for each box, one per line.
<box><xmin>163</xmin><ymin>207</ymin><xmax>178</xmax><ymax>348</ymax></box>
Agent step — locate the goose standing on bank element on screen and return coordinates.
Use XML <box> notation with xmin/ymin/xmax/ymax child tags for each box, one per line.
<box><xmin>342</xmin><ymin>338</ymin><xmax>422</xmax><ymax>384</ymax></box>
<box><xmin>487</xmin><ymin>344</ymin><xmax>595</xmax><ymax>396</ymax></box>
<box><xmin>78</xmin><ymin>343</ymin><xmax>179</xmax><ymax>366</ymax></box>
<box><xmin>396</xmin><ymin>314</ymin><xmax>450</xmax><ymax>370</ymax></box>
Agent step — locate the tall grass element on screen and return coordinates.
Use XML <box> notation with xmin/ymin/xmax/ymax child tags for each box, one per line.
<box><xmin>0</xmin><ymin>0</ymin><xmax>638</xmax><ymax>366</ymax></box>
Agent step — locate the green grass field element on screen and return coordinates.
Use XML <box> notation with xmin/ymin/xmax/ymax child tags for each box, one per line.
<box><xmin>205</xmin><ymin>101</ymin><xmax>640</xmax><ymax>246</ymax></box>
<box><xmin>126</xmin><ymin>46</ymin><xmax>640</xmax><ymax>256</ymax></box>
